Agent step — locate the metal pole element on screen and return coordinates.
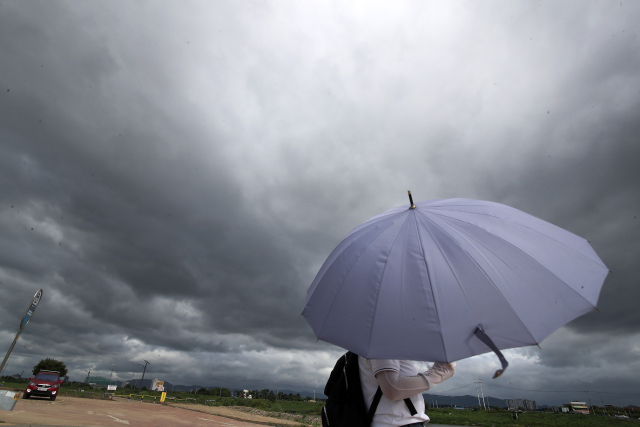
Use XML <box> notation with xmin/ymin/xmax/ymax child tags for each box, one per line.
<box><xmin>474</xmin><ymin>379</ymin><xmax>483</xmax><ymax>409</ymax></box>
<box><xmin>0</xmin><ymin>330</ymin><xmax>22</xmax><ymax>376</ymax></box>
<box><xmin>0</xmin><ymin>289</ymin><xmax>43</xmax><ymax>376</ymax></box>
<box><xmin>138</xmin><ymin>360</ymin><xmax>150</xmax><ymax>390</ymax></box>
<box><xmin>585</xmin><ymin>391</ymin><xmax>594</xmax><ymax>415</ymax></box>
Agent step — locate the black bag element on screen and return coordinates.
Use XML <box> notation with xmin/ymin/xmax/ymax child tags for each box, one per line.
<box><xmin>321</xmin><ymin>352</ymin><xmax>417</xmax><ymax>427</ymax></box>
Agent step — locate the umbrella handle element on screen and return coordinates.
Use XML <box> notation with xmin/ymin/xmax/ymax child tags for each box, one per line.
<box><xmin>474</xmin><ymin>327</ymin><xmax>509</xmax><ymax>379</ymax></box>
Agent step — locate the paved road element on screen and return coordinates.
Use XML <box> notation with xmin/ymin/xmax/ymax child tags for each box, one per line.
<box><xmin>1</xmin><ymin>395</ymin><xmax>467</xmax><ymax>427</ymax></box>
<box><xmin>0</xmin><ymin>396</ymin><xmax>267</xmax><ymax>427</ymax></box>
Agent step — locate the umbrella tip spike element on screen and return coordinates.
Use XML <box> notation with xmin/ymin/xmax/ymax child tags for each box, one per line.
<box><xmin>537</xmin><ymin>344</ymin><xmax>542</xmax><ymax>349</ymax></box>
<box><xmin>408</xmin><ymin>191</ymin><xmax>416</xmax><ymax>209</ymax></box>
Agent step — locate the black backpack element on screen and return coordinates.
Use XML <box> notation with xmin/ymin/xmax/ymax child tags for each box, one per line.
<box><xmin>321</xmin><ymin>352</ymin><xmax>417</xmax><ymax>427</ymax></box>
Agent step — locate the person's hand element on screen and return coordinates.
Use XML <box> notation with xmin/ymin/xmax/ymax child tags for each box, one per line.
<box><xmin>421</xmin><ymin>362</ymin><xmax>456</xmax><ymax>387</ymax></box>
<box><xmin>432</xmin><ymin>362</ymin><xmax>456</xmax><ymax>374</ymax></box>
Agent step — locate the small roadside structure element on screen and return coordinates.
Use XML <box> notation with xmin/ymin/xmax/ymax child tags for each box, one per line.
<box><xmin>569</xmin><ymin>401</ymin><xmax>590</xmax><ymax>414</ymax></box>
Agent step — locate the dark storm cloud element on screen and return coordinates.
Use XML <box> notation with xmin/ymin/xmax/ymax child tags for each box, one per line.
<box><xmin>471</xmin><ymin>46</ymin><xmax>640</xmax><ymax>336</ymax></box>
<box><xmin>1</xmin><ymin>0</ymin><xmax>639</xmax><ymax>406</ymax></box>
<box><xmin>0</xmin><ymin>0</ymin><xmax>313</xmax><ymax>357</ymax></box>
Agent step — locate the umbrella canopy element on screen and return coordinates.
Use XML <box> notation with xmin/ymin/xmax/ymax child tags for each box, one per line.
<box><xmin>303</xmin><ymin>197</ymin><xmax>609</xmax><ymax>366</ymax></box>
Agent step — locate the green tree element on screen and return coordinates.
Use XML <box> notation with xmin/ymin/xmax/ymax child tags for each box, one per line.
<box><xmin>32</xmin><ymin>358</ymin><xmax>68</xmax><ymax>377</ymax></box>
<box><xmin>211</xmin><ymin>387</ymin><xmax>231</xmax><ymax>397</ymax></box>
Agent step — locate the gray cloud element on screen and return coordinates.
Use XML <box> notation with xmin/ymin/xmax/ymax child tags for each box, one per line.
<box><xmin>1</xmin><ymin>0</ymin><xmax>639</xmax><ymax>407</ymax></box>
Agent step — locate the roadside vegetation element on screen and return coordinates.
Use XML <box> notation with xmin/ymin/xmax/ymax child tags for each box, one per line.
<box><xmin>426</xmin><ymin>407</ymin><xmax>639</xmax><ymax>426</ymax></box>
<box><xmin>117</xmin><ymin>390</ymin><xmax>325</xmax><ymax>416</ymax></box>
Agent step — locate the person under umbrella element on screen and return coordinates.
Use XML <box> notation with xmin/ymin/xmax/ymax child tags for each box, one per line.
<box><xmin>359</xmin><ymin>357</ymin><xmax>456</xmax><ymax>427</ymax></box>
<box><xmin>305</xmin><ymin>192</ymin><xmax>609</xmax><ymax>426</ymax></box>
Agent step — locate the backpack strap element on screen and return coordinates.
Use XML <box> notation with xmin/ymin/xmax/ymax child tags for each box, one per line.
<box><xmin>366</xmin><ymin>387</ymin><xmax>417</xmax><ymax>424</ymax></box>
<box><xmin>403</xmin><ymin>398</ymin><xmax>417</xmax><ymax>416</ymax></box>
<box><xmin>366</xmin><ymin>386</ymin><xmax>383</xmax><ymax>426</ymax></box>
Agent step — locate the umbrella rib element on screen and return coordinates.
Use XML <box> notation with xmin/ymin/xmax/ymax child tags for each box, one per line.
<box><xmin>313</xmin><ymin>213</ymin><xmax>407</xmax><ymax>342</ymax></box>
<box><xmin>426</xmin><ymin>207</ymin><xmax>606</xmax><ymax>269</ymax></box>
<box><xmin>425</xmin><ymin>210</ymin><xmax>599</xmax><ymax>311</ymax></box>
<box><xmin>365</xmin><ymin>215</ymin><xmax>409</xmax><ymax>355</ymax></box>
<box><xmin>451</xmin><ymin>220</ymin><xmax>599</xmax><ymax>342</ymax></box>
<box><xmin>418</xmin><ymin>213</ymin><xmax>539</xmax><ymax>344</ymax></box>
<box><xmin>412</xmin><ymin>214</ymin><xmax>450</xmax><ymax>362</ymax></box>
<box><xmin>415</xmin><ymin>215</ymin><xmax>481</xmax><ymax>329</ymax></box>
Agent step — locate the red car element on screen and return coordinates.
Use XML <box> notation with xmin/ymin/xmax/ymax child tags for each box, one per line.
<box><xmin>24</xmin><ymin>370</ymin><xmax>64</xmax><ymax>401</ymax></box>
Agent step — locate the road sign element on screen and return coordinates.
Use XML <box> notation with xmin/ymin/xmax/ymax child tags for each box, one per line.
<box><xmin>20</xmin><ymin>289</ymin><xmax>43</xmax><ymax>330</ymax></box>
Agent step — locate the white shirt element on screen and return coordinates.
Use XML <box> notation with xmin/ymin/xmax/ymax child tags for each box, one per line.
<box><xmin>359</xmin><ymin>357</ymin><xmax>430</xmax><ymax>427</ymax></box>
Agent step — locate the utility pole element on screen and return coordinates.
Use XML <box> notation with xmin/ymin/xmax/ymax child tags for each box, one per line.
<box><xmin>601</xmin><ymin>396</ymin><xmax>607</xmax><ymax>416</ymax></box>
<box><xmin>474</xmin><ymin>379</ymin><xmax>486</xmax><ymax>410</ymax></box>
<box><xmin>137</xmin><ymin>360</ymin><xmax>150</xmax><ymax>390</ymax></box>
<box><xmin>585</xmin><ymin>391</ymin><xmax>594</xmax><ymax>415</ymax></box>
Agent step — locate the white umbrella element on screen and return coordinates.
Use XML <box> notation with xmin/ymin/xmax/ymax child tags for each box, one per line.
<box><xmin>303</xmin><ymin>194</ymin><xmax>609</xmax><ymax>377</ymax></box>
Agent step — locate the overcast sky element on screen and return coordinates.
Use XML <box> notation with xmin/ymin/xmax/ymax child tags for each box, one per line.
<box><xmin>1</xmin><ymin>0</ymin><xmax>639</xmax><ymax>407</ymax></box>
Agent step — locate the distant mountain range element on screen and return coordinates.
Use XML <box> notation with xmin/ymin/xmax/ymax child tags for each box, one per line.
<box><xmin>423</xmin><ymin>393</ymin><xmax>509</xmax><ymax>408</ymax></box>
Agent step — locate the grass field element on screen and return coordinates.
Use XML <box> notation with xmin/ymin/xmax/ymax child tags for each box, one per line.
<box><xmin>426</xmin><ymin>408</ymin><xmax>639</xmax><ymax>426</ymax></box>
